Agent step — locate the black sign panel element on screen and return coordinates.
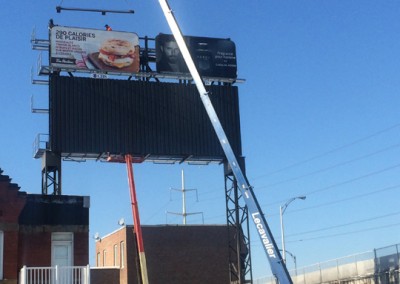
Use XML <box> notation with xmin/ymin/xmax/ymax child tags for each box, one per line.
<box><xmin>49</xmin><ymin>76</ymin><xmax>242</xmax><ymax>162</ymax></box>
<box><xmin>156</xmin><ymin>34</ymin><xmax>237</xmax><ymax>79</ymax></box>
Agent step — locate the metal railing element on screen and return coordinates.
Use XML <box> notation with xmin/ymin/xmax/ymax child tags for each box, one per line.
<box><xmin>19</xmin><ymin>265</ymin><xmax>90</xmax><ymax>284</ymax></box>
<box><xmin>255</xmin><ymin>243</ymin><xmax>400</xmax><ymax>284</ymax></box>
<box><xmin>32</xmin><ymin>133</ymin><xmax>49</xmax><ymax>159</ymax></box>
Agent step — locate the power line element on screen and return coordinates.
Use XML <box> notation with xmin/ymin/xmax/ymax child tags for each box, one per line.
<box><xmin>187</xmin><ymin>181</ymin><xmax>400</xmax><ymax>223</ymax></box>
<box><xmin>304</xmin><ymin>163</ymin><xmax>400</xmax><ymax>196</ymax></box>
<box><xmin>250</xmin><ymin>221</ymin><xmax>400</xmax><ymax>248</ymax></box>
<box><xmin>199</xmin><ymin>125</ymin><xmax>400</xmax><ymax>196</ymax></box>
<box><xmin>258</xmin><ymin>143</ymin><xmax>400</xmax><ymax>189</ymax></box>
<box><xmin>160</xmin><ymin>169</ymin><xmax>400</xmax><ymax>226</ymax></box>
<box><xmin>146</xmin><ymin>131</ymin><xmax>400</xmax><ymax>224</ymax></box>
<box><xmin>286</xmin><ymin>222</ymin><xmax>400</xmax><ymax>243</ymax></box>
<box><xmin>262</xmin><ymin>162</ymin><xmax>400</xmax><ymax>207</ymax></box>
<box><xmin>181</xmin><ymin>126</ymin><xmax>400</xmax><ymax>200</ymax></box>
<box><xmin>285</xmin><ymin>184</ymin><xmax>400</xmax><ymax>216</ymax></box>
<box><xmin>209</xmin><ymin>183</ymin><xmax>400</xmax><ymax>221</ymax></box>
<box><xmin>143</xmin><ymin>200</ymin><xmax>171</xmax><ymax>223</ymax></box>
<box><xmin>198</xmin><ymin>141</ymin><xmax>400</xmax><ymax>200</ymax></box>
<box><xmin>202</xmin><ymin>183</ymin><xmax>400</xmax><ymax>223</ymax></box>
<box><xmin>252</xmin><ymin>123</ymin><xmax>400</xmax><ymax>180</ymax></box>
<box><xmin>286</xmin><ymin>210</ymin><xmax>400</xmax><ymax>238</ymax></box>
<box><xmin>200</xmin><ymin>141</ymin><xmax>400</xmax><ymax>201</ymax></box>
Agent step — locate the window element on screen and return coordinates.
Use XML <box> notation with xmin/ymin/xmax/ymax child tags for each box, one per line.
<box><xmin>103</xmin><ymin>250</ymin><xmax>107</xmax><ymax>266</ymax></box>
<box><xmin>0</xmin><ymin>231</ymin><xmax>3</xmax><ymax>280</ymax></box>
<box><xmin>113</xmin><ymin>244</ymin><xmax>118</xmax><ymax>266</ymax></box>
<box><xmin>120</xmin><ymin>241</ymin><xmax>125</xmax><ymax>268</ymax></box>
<box><xmin>97</xmin><ymin>252</ymin><xmax>100</xmax><ymax>267</ymax></box>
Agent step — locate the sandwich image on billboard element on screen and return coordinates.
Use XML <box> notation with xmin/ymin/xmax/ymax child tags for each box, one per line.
<box><xmin>156</xmin><ymin>34</ymin><xmax>237</xmax><ymax>79</ymax></box>
<box><xmin>50</xmin><ymin>26</ymin><xmax>140</xmax><ymax>73</ymax></box>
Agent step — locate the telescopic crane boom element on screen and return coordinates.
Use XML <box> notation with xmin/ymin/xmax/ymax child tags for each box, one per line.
<box><xmin>158</xmin><ymin>1</ymin><xmax>293</xmax><ymax>283</ymax></box>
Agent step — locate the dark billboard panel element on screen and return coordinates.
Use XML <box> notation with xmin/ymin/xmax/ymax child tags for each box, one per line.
<box><xmin>156</xmin><ymin>34</ymin><xmax>237</xmax><ymax>79</ymax></box>
<box><xmin>50</xmin><ymin>26</ymin><xmax>140</xmax><ymax>73</ymax></box>
<box><xmin>49</xmin><ymin>76</ymin><xmax>242</xmax><ymax>162</ymax></box>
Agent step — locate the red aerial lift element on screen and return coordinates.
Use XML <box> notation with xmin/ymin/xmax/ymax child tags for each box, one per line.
<box><xmin>107</xmin><ymin>155</ymin><xmax>149</xmax><ymax>284</ymax></box>
<box><xmin>125</xmin><ymin>155</ymin><xmax>149</xmax><ymax>284</ymax></box>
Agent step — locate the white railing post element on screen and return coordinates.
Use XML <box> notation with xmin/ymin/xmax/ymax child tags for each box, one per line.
<box><xmin>19</xmin><ymin>265</ymin><xmax>27</xmax><ymax>284</ymax></box>
<box><xmin>86</xmin><ymin>264</ymin><xmax>91</xmax><ymax>284</ymax></box>
<box><xmin>55</xmin><ymin>265</ymin><xmax>59</xmax><ymax>284</ymax></box>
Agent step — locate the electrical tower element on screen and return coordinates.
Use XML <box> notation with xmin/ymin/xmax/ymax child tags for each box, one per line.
<box><xmin>167</xmin><ymin>169</ymin><xmax>204</xmax><ymax>224</ymax></box>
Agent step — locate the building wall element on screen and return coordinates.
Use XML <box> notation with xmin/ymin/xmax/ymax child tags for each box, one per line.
<box><xmin>3</xmin><ymin>230</ymin><xmax>21</xmax><ymax>281</ymax></box>
<box><xmin>0</xmin><ymin>169</ymin><xmax>26</xmax><ymax>280</ymax></box>
<box><xmin>95</xmin><ymin>227</ymin><xmax>135</xmax><ymax>284</ymax></box>
<box><xmin>18</xmin><ymin>194</ymin><xmax>90</xmax><ymax>269</ymax></box>
<box><xmin>96</xmin><ymin>225</ymin><xmax>232</xmax><ymax>284</ymax></box>
<box><xmin>125</xmin><ymin>227</ymin><xmax>140</xmax><ymax>284</ymax></box>
<box><xmin>18</xmin><ymin>228</ymin><xmax>51</xmax><ymax>267</ymax></box>
<box><xmin>18</xmin><ymin>226</ymin><xmax>89</xmax><ymax>267</ymax></box>
<box><xmin>143</xmin><ymin>225</ymin><xmax>231</xmax><ymax>284</ymax></box>
<box><xmin>74</xmin><ymin>231</ymin><xmax>90</xmax><ymax>266</ymax></box>
<box><xmin>0</xmin><ymin>168</ymin><xmax>90</xmax><ymax>282</ymax></box>
<box><xmin>90</xmin><ymin>268</ymin><xmax>120</xmax><ymax>284</ymax></box>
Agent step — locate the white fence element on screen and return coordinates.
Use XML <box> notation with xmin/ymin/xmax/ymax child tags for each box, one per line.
<box><xmin>19</xmin><ymin>265</ymin><xmax>90</xmax><ymax>284</ymax></box>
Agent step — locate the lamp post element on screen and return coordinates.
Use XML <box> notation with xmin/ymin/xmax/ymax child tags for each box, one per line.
<box><xmin>279</xmin><ymin>249</ymin><xmax>297</xmax><ymax>276</ymax></box>
<box><xmin>280</xmin><ymin>196</ymin><xmax>306</xmax><ymax>263</ymax></box>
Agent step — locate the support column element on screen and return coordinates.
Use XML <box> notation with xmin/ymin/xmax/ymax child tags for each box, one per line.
<box><xmin>41</xmin><ymin>151</ymin><xmax>61</xmax><ymax>195</ymax></box>
<box><xmin>225</xmin><ymin>159</ymin><xmax>252</xmax><ymax>284</ymax></box>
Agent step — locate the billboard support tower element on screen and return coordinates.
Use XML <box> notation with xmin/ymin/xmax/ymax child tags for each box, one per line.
<box><xmin>225</xmin><ymin>161</ymin><xmax>253</xmax><ymax>283</ymax></box>
<box><xmin>41</xmin><ymin>151</ymin><xmax>61</xmax><ymax>195</ymax></box>
<box><xmin>158</xmin><ymin>0</ymin><xmax>293</xmax><ymax>282</ymax></box>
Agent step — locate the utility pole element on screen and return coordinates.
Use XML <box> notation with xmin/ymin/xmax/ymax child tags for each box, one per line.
<box><xmin>167</xmin><ymin>169</ymin><xmax>204</xmax><ymax>224</ymax></box>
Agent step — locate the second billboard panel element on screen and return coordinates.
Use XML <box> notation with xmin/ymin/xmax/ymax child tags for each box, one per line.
<box><xmin>156</xmin><ymin>34</ymin><xmax>237</xmax><ymax>79</ymax></box>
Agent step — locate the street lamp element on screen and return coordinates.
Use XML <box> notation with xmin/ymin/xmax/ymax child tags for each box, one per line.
<box><xmin>280</xmin><ymin>196</ymin><xmax>306</xmax><ymax>264</ymax></box>
<box><xmin>279</xmin><ymin>249</ymin><xmax>297</xmax><ymax>276</ymax></box>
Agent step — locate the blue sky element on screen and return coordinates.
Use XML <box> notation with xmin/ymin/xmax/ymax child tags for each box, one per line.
<box><xmin>1</xmin><ymin>0</ymin><xmax>399</xmax><ymax>279</ymax></box>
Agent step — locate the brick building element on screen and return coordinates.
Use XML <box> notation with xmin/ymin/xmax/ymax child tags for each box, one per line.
<box><xmin>95</xmin><ymin>225</ymin><xmax>239</xmax><ymax>284</ymax></box>
<box><xmin>0</xmin><ymin>168</ymin><xmax>90</xmax><ymax>284</ymax></box>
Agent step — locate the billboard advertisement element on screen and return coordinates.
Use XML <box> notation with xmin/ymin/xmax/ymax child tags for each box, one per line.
<box><xmin>49</xmin><ymin>76</ymin><xmax>242</xmax><ymax>162</ymax></box>
<box><xmin>156</xmin><ymin>34</ymin><xmax>237</xmax><ymax>79</ymax></box>
<box><xmin>50</xmin><ymin>26</ymin><xmax>140</xmax><ymax>73</ymax></box>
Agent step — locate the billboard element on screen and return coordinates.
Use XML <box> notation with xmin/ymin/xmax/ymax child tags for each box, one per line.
<box><xmin>156</xmin><ymin>34</ymin><xmax>237</xmax><ymax>79</ymax></box>
<box><xmin>50</xmin><ymin>26</ymin><xmax>140</xmax><ymax>73</ymax></box>
<box><xmin>49</xmin><ymin>76</ymin><xmax>242</xmax><ymax>162</ymax></box>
